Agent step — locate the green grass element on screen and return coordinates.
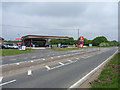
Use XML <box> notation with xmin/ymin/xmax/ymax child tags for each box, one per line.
<box><xmin>0</xmin><ymin>49</ymin><xmax>35</xmax><ymax>56</ymax></box>
<box><xmin>91</xmin><ymin>52</ymin><xmax>120</xmax><ymax>88</ymax></box>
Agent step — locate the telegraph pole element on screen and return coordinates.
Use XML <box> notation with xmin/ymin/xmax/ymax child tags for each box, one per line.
<box><xmin>78</xmin><ymin>28</ymin><xmax>79</xmax><ymax>48</ymax></box>
<box><xmin>78</xmin><ymin>28</ymin><xmax>79</xmax><ymax>39</ymax></box>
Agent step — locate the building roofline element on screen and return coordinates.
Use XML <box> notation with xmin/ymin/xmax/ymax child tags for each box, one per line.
<box><xmin>22</xmin><ymin>35</ymin><xmax>69</xmax><ymax>39</ymax></box>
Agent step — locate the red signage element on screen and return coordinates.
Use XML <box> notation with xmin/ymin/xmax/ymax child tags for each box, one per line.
<box><xmin>16</xmin><ymin>38</ymin><xmax>22</xmax><ymax>41</ymax></box>
<box><xmin>79</xmin><ymin>36</ymin><xmax>84</xmax><ymax>48</ymax></box>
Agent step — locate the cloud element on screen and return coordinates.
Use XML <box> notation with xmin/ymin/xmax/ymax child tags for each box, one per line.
<box><xmin>2</xmin><ymin>2</ymin><xmax>118</xmax><ymax>41</ymax></box>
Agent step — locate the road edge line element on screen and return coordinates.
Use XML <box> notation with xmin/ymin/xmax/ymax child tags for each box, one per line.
<box><xmin>68</xmin><ymin>49</ymin><xmax>118</xmax><ymax>89</ymax></box>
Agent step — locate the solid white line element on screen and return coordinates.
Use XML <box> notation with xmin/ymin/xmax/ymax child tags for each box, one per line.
<box><xmin>0</xmin><ymin>80</ymin><xmax>16</xmax><ymax>86</ymax></box>
<box><xmin>69</xmin><ymin>50</ymin><xmax>118</xmax><ymax>88</ymax></box>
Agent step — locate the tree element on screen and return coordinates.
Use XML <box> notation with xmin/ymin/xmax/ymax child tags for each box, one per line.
<box><xmin>109</xmin><ymin>40</ymin><xmax>119</xmax><ymax>46</ymax></box>
<box><xmin>92</xmin><ymin>36</ymin><xmax>108</xmax><ymax>46</ymax></box>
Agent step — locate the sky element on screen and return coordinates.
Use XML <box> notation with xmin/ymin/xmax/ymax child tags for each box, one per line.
<box><xmin>1</xmin><ymin>2</ymin><xmax>118</xmax><ymax>41</ymax></box>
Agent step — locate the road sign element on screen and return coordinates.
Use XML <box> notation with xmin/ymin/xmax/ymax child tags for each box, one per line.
<box><xmin>16</xmin><ymin>38</ymin><xmax>22</xmax><ymax>41</ymax></box>
<box><xmin>79</xmin><ymin>36</ymin><xmax>84</xmax><ymax>48</ymax></box>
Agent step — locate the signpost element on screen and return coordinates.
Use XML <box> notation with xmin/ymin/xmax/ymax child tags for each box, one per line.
<box><xmin>79</xmin><ymin>36</ymin><xmax>84</xmax><ymax>48</ymax></box>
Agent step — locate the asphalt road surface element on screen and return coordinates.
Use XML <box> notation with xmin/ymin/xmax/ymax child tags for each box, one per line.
<box><xmin>1</xmin><ymin>47</ymin><xmax>117</xmax><ymax>88</ymax></box>
<box><xmin>2</xmin><ymin>47</ymin><xmax>100</xmax><ymax>65</ymax></box>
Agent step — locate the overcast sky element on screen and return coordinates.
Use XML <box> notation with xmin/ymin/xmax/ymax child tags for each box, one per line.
<box><xmin>1</xmin><ymin>2</ymin><xmax>118</xmax><ymax>41</ymax></box>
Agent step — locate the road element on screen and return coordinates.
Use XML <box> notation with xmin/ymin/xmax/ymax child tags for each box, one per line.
<box><xmin>2</xmin><ymin>47</ymin><xmax>99</xmax><ymax>65</ymax></box>
<box><xmin>1</xmin><ymin>47</ymin><xmax>117</xmax><ymax>88</ymax></box>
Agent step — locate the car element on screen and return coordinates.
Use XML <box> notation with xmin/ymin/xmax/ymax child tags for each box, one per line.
<box><xmin>0</xmin><ymin>44</ymin><xmax>6</xmax><ymax>49</ymax></box>
<box><xmin>61</xmin><ymin>45</ymin><xmax>68</xmax><ymax>48</ymax></box>
<box><xmin>3</xmin><ymin>43</ymin><xmax>18</xmax><ymax>49</ymax></box>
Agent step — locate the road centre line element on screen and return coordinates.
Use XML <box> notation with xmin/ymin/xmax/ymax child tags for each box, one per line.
<box><xmin>68</xmin><ymin>60</ymin><xmax>73</xmax><ymax>62</ymax></box>
<box><xmin>0</xmin><ymin>80</ymin><xmax>16</xmax><ymax>86</ymax></box>
<box><xmin>59</xmin><ymin>62</ymin><xmax>64</xmax><ymax>65</ymax></box>
<box><xmin>45</xmin><ymin>65</ymin><xmax>51</xmax><ymax>70</ymax></box>
<box><xmin>42</xmin><ymin>59</ymin><xmax>45</xmax><ymax>60</ymax></box>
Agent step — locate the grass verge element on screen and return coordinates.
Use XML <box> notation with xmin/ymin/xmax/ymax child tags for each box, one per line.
<box><xmin>0</xmin><ymin>49</ymin><xmax>35</xmax><ymax>56</ymax></box>
<box><xmin>90</xmin><ymin>52</ymin><xmax>120</xmax><ymax>88</ymax></box>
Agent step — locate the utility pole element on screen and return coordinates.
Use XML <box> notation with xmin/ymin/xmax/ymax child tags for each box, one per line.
<box><xmin>78</xmin><ymin>28</ymin><xmax>79</xmax><ymax>40</ymax></box>
<box><xmin>78</xmin><ymin>28</ymin><xmax>79</xmax><ymax>48</ymax></box>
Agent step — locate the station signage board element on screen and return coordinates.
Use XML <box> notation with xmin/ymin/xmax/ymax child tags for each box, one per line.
<box><xmin>79</xmin><ymin>36</ymin><xmax>84</xmax><ymax>48</ymax></box>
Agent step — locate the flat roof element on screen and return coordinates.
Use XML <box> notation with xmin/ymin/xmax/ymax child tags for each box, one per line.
<box><xmin>22</xmin><ymin>35</ymin><xmax>69</xmax><ymax>39</ymax></box>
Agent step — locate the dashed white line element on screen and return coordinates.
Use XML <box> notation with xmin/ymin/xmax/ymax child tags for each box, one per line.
<box><xmin>28</xmin><ymin>70</ymin><xmax>32</xmax><ymax>75</ymax></box>
<box><xmin>31</xmin><ymin>60</ymin><xmax>34</xmax><ymax>62</ymax></box>
<box><xmin>0</xmin><ymin>80</ymin><xmax>16</xmax><ymax>86</ymax></box>
<box><xmin>16</xmin><ymin>63</ymin><xmax>20</xmax><ymax>65</ymax></box>
<box><xmin>51</xmin><ymin>57</ymin><xmax>53</xmax><ymax>59</ymax></box>
<box><xmin>0</xmin><ymin>77</ymin><xmax>3</xmax><ymax>82</ymax></box>
<box><xmin>42</xmin><ymin>59</ymin><xmax>45</xmax><ymax>60</ymax></box>
<box><xmin>59</xmin><ymin>62</ymin><xmax>64</xmax><ymax>65</ymax></box>
<box><xmin>45</xmin><ymin>65</ymin><xmax>51</xmax><ymax>70</ymax></box>
<box><xmin>68</xmin><ymin>60</ymin><xmax>73</xmax><ymax>62</ymax></box>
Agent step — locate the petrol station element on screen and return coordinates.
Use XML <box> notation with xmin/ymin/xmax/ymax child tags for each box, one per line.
<box><xmin>21</xmin><ymin>35</ymin><xmax>69</xmax><ymax>47</ymax></box>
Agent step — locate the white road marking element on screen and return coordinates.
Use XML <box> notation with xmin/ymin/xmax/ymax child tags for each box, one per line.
<box><xmin>28</xmin><ymin>70</ymin><xmax>32</xmax><ymax>75</ymax></box>
<box><xmin>59</xmin><ymin>62</ymin><xmax>64</xmax><ymax>65</ymax></box>
<box><xmin>31</xmin><ymin>60</ymin><xmax>34</xmax><ymax>62</ymax></box>
<box><xmin>69</xmin><ymin>50</ymin><xmax>118</xmax><ymax>88</ymax></box>
<box><xmin>64</xmin><ymin>55</ymin><xmax>66</xmax><ymax>56</ymax></box>
<box><xmin>76</xmin><ymin>58</ymin><xmax>79</xmax><ymax>60</ymax></box>
<box><xmin>42</xmin><ymin>59</ymin><xmax>45</xmax><ymax>60</ymax></box>
<box><xmin>45</xmin><ymin>65</ymin><xmax>51</xmax><ymax>70</ymax></box>
<box><xmin>10</xmin><ymin>59</ymin><xmax>16</xmax><ymax>61</ymax></box>
<box><xmin>0</xmin><ymin>77</ymin><xmax>3</xmax><ymax>82</ymax></box>
<box><xmin>16</xmin><ymin>63</ymin><xmax>20</xmax><ymax>65</ymax></box>
<box><xmin>57</xmin><ymin>56</ymin><xmax>60</xmax><ymax>57</ymax></box>
<box><xmin>0</xmin><ymin>80</ymin><xmax>16</xmax><ymax>86</ymax></box>
<box><xmin>68</xmin><ymin>60</ymin><xmax>73</xmax><ymax>62</ymax></box>
<box><xmin>51</xmin><ymin>57</ymin><xmax>53</xmax><ymax>59</ymax></box>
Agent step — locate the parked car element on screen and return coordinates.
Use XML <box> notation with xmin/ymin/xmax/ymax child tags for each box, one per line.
<box><xmin>61</xmin><ymin>45</ymin><xmax>68</xmax><ymax>48</ymax></box>
<box><xmin>3</xmin><ymin>43</ymin><xmax>18</xmax><ymax>49</ymax></box>
<box><xmin>0</xmin><ymin>44</ymin><xmax>5</xmax><ymax>49</ymax></box>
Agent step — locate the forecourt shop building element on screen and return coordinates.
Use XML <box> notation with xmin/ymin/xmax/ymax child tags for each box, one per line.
<box><xmin>22</xmin><ymin>35</ymin><xmax>69</xmax><ymax>47</ymax></box>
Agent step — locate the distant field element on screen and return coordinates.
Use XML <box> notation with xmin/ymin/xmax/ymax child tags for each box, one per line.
<box><xmin>91</xmin><ymin>52</ymin><xmax>120</xmax><ymax>88</ymax></box>
<box><xmin>0</xmin><ymin>49</ymin><xmax>34</xmax><ymax>56</ymax></box>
